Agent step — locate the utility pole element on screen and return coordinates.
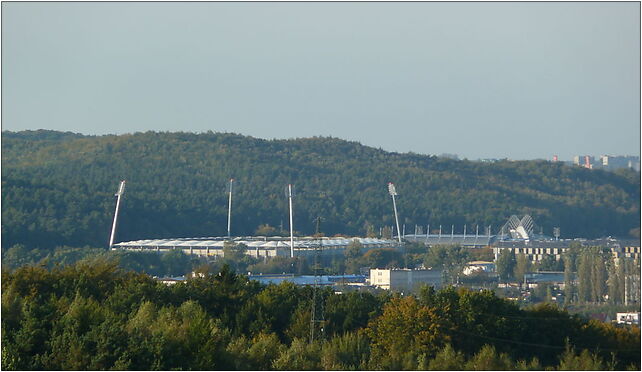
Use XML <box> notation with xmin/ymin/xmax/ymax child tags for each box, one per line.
<box><xmin>109</xmin><ymin>180</ymin><xmax>126</xmax><ymax>249</ymax></box>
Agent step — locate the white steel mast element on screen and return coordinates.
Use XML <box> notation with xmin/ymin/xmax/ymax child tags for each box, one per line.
<box><xmin>388</xmin><ymin>183</ymin><xmax>402</xmax><ymax>244</ymax></box>
<box><xmin>288</xmin><ymin>184</ymin><xmax>295</xmax><ymax>258</ymax></box>
<box><xmin>109</xmin><ymin>180</ymin><xmax>126</xmax><ymax>249</ymax></box>
<box><xmin>227</xmin><ymin>178</ymin><xmax>234</xmax><ymax>240</ymax></box>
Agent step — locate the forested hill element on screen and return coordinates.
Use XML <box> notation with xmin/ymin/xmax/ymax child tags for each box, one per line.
<box><xmin>2</xmin><ymin>130</ymin><xmax>640</xmax><ymax>251</ymax></box>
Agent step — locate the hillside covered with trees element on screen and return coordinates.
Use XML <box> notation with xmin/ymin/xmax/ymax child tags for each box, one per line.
<box><xmin>2</xmin><ymin>130</ymin><xmax>640</xmax><ymax>253</ymax></box>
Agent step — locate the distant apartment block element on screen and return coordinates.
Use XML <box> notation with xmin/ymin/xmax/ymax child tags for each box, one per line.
<box><xmin>492</xmin><ymin>239</ymin><xmax>641</xmax><ymax>263</ymax></box>
<box><xmin>369</xmin><ymin>268</ymin><xmax>442</xmax><ymax>292</ymax></box>
<box><xmin>567</xmin><ymin>154</ymin><xmax>640</xmax><ymax>172</ymax></box>
<box><xmin>573</xmin><ymin>155</ymin><xmax>595</xmax><ymax>169</ymax></box>
<box><xmin>598</xmin><ymin>155</ymin><xmax>641</xmax><ymax>172</ymax></box>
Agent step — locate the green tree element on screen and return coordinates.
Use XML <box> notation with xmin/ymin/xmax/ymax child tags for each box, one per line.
<box><xmin>563</xmin><ymin>252</ymin><xmax>576</xmax><ymax>304</ymax></box>
<box><xmin>557</xmin><ymin>345</ymin><xmax>605</xmax><ymax>370</ymax></box>
<box><xmin>535</xmin><ymin>254</ymin><xmax>562</xmax><ymax>271</ymax></box>
<box><xmin>226</xmin><ymin>332</ymin><xmax>284</xmax><ymax>370</ymax></box>
<box><xmin>591</xmin><ymin>250</ymin><xmax>607</xmax><ymax>303</ymax></box>
<box><xmin>464</xmin><ymin>344</ymin><xmax>515</xmax><ymax>370</ymax></box>
<box><xmin>272</xmin><ymin>338</ymin><xmax>321</xmax><ymax>370</ymax></box>
<box><xmin>607</xmin><ymin>258</ymin><xmax>624</xmax><ymax>304</ymax></box>
<box><xmin>161</xmin><ymin>249</ymin><xmax>191</xmax><ymax>277</ymax></box>
<box><xmin>344</xmin><ymin>240</ymin><xmax>363</xmax><ymax>274</ymax></box>
<box><xmin>514</xmin><ymin>253</ymin><xmax>530</xmax><ymax>285</ymax></box>
<box><xmin>426</xmin><ymin>344</ymin><xmax>466</xmax><ymax>370</ymax></box>
<box><xmin>425</xmin><ymin>244</ymin><xmax>469</xmax><ymax>285</ymax></box>
<box><xmin>255</xmin><ymin>224</ymin><xmax>278</xmax><ymax>236</ymax></box>
<box><xmin>366</xmin><ymin>296</ymin><xmax>448</xmax><ymax>369</ymax></box>
<box><xmin>324</xmin><ymin>291</ymin><xmax>381</xmax><ymax>337</ymax></box>
<box><xmin>362</xmin><ymin>248</ymin><xmax>402</xmax><ymax>269</ymax></box>
<box><xmin>496</xmin><ymin>249</ymin><xmax>516</xmax><ymax>282</ymax></box>
<box><xmin>381</xmin><ymin>226</ymin><xmax>392</xmax><ymax>240</ymax></box>
<box><xmin>249</xmin><ymin>282</ymin><xmax>301</xmax><ymax>339</ymax></box>
<box><xmin>320</xmin><ymin>331</ymin><xmax>370</xmax><ymax>370</ymax></box>
<box><xmin>577</xmin><ymin>250</ymin><xmax>593</xmax><ymax>303</ymax></box>
<box><xmin>363</xmin><ymin>222</ymin><xmax>377</xmax><ymax>238</ymax></box>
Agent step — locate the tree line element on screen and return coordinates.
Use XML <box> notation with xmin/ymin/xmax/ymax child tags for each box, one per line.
<box><xmin>4</xmin><ymin>237</ymin><xmax>639</xmax><ymax>309</ymax></box>
<box><xmin>2</xmin><ymin>260</ymin><xmax>640</xmax><ymax>370</ymax></box>
<box><xmin>493</xmin><ymin>243</ymin><xmax>640</xmax><ymax>306</ymax></box>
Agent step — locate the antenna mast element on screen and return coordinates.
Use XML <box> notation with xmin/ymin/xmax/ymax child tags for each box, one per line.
<box><xmin>109</xmin><ymin>180</ymin><xmax>126</xmax><ymax>249</ymax></box>
<box><xmin>388</xmin><ymin>183</ymin><xmax>402</xmax><ymax>244</ymax></box>
<box><xmin>227</xmin><ymin>178</ymin><xmax>234</xmax><ymax>240</ymax></box>
<box><xmin>310</xmin><ymin>216</ymin><xmax>325</xmax><ymax>343</ymax></box>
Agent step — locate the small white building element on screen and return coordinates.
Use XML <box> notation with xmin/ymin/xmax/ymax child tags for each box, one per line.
<box><xmin>463</xmin><ymin>261</ymin><xmax>495</xmax><ymax>276</ymax></box>
<box><xmin>369</xmin><ymin>268</ymin><xmax>442</xmax><ymax>292</ymax></box>
<box><xmin>616</xmin><ymin>312</ymin><xmax>640</xmax><ymax>325</ymax></box>
<box><xmin>156</xmin><ymin>276</ymin><xmax>186</xmax><ymax>286</ymax></box>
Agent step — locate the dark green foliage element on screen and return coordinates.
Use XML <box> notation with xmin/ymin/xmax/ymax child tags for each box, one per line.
<box><xmin>557</xmin><ymin>344</ymin><xmax>606</xmax><ymax>370</ymax></box>
<box><xmin>1</xmin><ymin>260</ymin><xmax>640</xmax><ymax>370</ymax></box>
<box><xmin>1</xmin><ymin>245</ymin><xmax>197</xmax><ymax>278</ymax></box>
<box><xmin>536</xmin><ymin>254</ymin><xmax>564</xmax><ymax>271</ymax></box>
<box><xmin>247</xmin><ymin>256</ymin><xmax>306</xmax><ymax>275</ymax></box>
<box><xmin>427</xmin><ymin>344</ymin><xmax>466</xmax><ymax>370</ymax></box>
<box><xmin>424</xmin><ymin>244</ymin><xmax>470</xmax><ymax>284</ymax></box>
<box><xmin>2</xmin><ymin>131</ymin><xmax>639</xmax><ymax>258</ymax></box>
<box><xmin>496</xmin><ymin>248</ymin><xmax>517</xmax><ymax>282</ymax></box>
<box><xmin>464</xmin><ymin>344</ymin><xmax>515</xmax><ymax>370</ymax></box>
<box><xmin>320</xmin><ymin>331</ymin><xmax>370</xmax><ymax>370</ymax></box>
<box><xmin>361</xmin><ymin>248</ymin><xmax>403</xmax><ymax>269</ymax></box>
<box><xmin>272</xmin><ymin>338</ymin><xmax>322</xmax><ymax>370</ymax></box>
<box><xmin>324</xmin><ymin>292</ymin><xmax>383</xmax><ymax>336</ymax></box>
<box><xmin>226</xmin><ymin>332</ymin><xmax>285</xmax><ymax>370</ymax></box>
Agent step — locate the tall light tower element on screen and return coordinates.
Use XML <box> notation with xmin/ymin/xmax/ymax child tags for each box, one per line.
<box><xmin>109</xmin><ymin>180</ymin><xmax>126</xmax><ymax>249</ymax></box>
<box><xmin>227</xmin><ymin>178</ymin><xmax>234</xmax><ymax>240</ymax></box>
<box><xmin>288</xmin><ymin>184</ymin><xmax>295</xmax><ymax>257</ymax></box>
<box><xmin>388</xmin><ymin>183</ymin><xmax>402</xmax><ymax>244</ymax></box>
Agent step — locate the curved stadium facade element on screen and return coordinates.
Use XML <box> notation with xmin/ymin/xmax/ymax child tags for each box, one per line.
<box><xmin>113</xmin><ymin>236</ymin><xmax>399</xmax><ymax>258</ymax></box>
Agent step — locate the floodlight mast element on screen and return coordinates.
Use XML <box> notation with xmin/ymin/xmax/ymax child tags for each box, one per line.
<box><xmin>388</xmin><ymin>183</ymin><xmax>402</xmax><ymax>244</ymax></box>
<box><xmin>109</xmin><ymin>180</ymin><xmax>126</xmax><ymax>249</ymax></box>
<box><xmin>227</xmin><ymin>179</ymin><xmax>234</xmax><ymax>240</ymax></box>
<box><xmin>288</xmin><ymin>184</ymin><xmax>295</xmax><ymax>258</ymax></box>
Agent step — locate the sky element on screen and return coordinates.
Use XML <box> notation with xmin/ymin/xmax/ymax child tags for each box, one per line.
<box><xmin>2</xmin><ymin>2</ymin><xmax>640</xmax><ymax>160</ymax></box>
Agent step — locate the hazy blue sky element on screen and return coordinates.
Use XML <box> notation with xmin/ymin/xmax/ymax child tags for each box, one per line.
<box><xmin>2</xmin><ymin>2</ymin><xmax>639</xmax><ymax>160</ymax></box>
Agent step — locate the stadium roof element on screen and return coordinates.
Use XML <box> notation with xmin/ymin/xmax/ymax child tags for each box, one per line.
<box><xmin>114</xmin><ymin>236</ymin><xmax>397</xmax><ymax>249</ymax></box>
<box><xmin>403</xmin><ymin>234</ymin><xmax>496</xmax><ymax>247</ymax></box>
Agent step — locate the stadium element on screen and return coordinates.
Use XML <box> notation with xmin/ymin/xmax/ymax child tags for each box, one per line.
<box><xmin>113</xmin><ymin>236</ymin><xmax>399</xmax><ymax>258</ymax></box>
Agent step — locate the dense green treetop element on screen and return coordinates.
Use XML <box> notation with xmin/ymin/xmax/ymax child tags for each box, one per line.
<box><xmin>2</xmin><ymin>261</ymin><xmax>639</xmax><ymax>370</ymax></box>
<box><xmin>2</xmin><ymin>130</ymin><xmax>639</xmax><ymax>252</ymax></box>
